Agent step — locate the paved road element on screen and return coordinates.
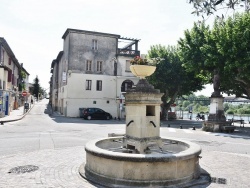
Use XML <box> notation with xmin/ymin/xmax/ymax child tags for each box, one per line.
<box><xmin>0</xmin><ymin>99</ymin><xmax>250</xmax><ymax>187</ymax></box>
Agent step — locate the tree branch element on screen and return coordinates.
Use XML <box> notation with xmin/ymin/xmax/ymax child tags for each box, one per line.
<box><xmin>235</xmin><ymin>77</ymin><xmax>248</xmax><ymax>86</ymax></box>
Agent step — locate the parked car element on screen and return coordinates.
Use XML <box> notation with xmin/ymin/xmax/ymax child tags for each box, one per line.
<box><xmin>82</xmin><ymin>108</ymin><xmax>112</xmax><ymax>120</ymax></box>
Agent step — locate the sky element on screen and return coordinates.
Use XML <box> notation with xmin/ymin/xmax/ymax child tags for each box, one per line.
<box><xmin>0</xmin><ymin>0</ymin><xmax>236</xmax><ymax>96</ymax></box>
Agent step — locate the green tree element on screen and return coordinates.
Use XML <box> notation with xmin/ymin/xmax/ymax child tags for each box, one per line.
<box><xmin>18</xmin><ymin>70</ymin><xmax>26</xmax><ymax>91</ymax></box>
<box><xmin>188</xmin><ymin>0</ymin><xmax>249</xmax><ymax>18</ymax></box>
<box><xmin>178</xmin><ymin>13</ymin><xmax>250</xmax><ymax>99</ymax></box>
<box><xmin>147</xmin><ymin>45</ymin><xmax>204</xmax><ymax>119</ymax></box>
<box><xmin>33</xmin><ymin>76</ymin><xmax>40</xmax><ymax>100</ymax></box>
<box><xmin>183</xmin><ymin>101</ymin><xmax>191</xmax><ymax>108</ymax></box>
<box><xmin>224</xmin><ymin>103</ymin><xmax>230</xmax><ymax>112</ymax></box>
<box><xmin>193</xmin><ymin>103</ymin><xmax>201</xmax><ymax>112</ymax></box>
<box><xmin>226</xmin><ymin>109</ymin><xmax>234</xmax><ymax>114</ymax></box>
<box><xmin>197</xmin><ymin>105</ymin><xmax>209</xmax><ymax>113</ymax></box>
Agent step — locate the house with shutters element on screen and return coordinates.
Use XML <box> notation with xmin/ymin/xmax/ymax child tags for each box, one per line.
<box><xmin>50</xmin><ymin>29</ymin><xmax>141</xmax><ymax>118</ymax></box>
<box><xmin>0</xmin><ymin>37</ymin><xmax>29</xmax><ymax>117</ymax></box>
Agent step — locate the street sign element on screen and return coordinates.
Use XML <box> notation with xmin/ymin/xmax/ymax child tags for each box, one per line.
<box><xmin>22</xmin><ymin>91</ymin><xmax>27</xmax><ymax>97</ymax></box>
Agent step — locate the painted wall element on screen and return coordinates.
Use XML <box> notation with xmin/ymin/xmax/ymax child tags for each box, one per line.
<box><xmin>65</xmin><ymin>73</ymin><xmax>116</xmax><ymax>117</ymax></box>
<box><xmin>0</xmin><ymin>69</ymin><xmax>4</xmax><ymax>89</ymax></box>
<box><xmin>62</xmin><ymin>73</ymin><xmax>138</xmax><ymax>117</ymax></box>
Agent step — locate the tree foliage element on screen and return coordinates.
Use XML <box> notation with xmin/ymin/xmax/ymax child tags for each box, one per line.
<box><xmin>33</xmin><ymin>76</ymin><xmax>40</xmax><ymax>99</ymax></box>
<box><xmin>188</xmin><ymin>0</ymin><xmax>249</xmax><ymax>18</ymax></box>
<box><xmin>147</xmin><ymin>45</ymin><xmax>204</xmax><ymax>119</ymax></box>
<box><xmin>178</xmin><ymin>12</ymin><xmax>250</xmax><ymax>99</ymax></box>
<box><xmin>225</xmin><ymin>103</ymin><xmax>250</xmax><ymax>114</ymax></box>
<box><xmin>18</xmin><ymin>70</ymin><xmax>26</xmax><ymax>91</ymax></box>
<box><xmin>177</xmin><ymin>94</ymin><xmax>210</xmax><ymax>113</ymax></box>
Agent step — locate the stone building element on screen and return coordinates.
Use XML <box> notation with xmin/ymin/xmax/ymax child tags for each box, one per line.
<box><xmin>0</xmin><ymin>37</ymin><xmax>29</xmax><ymax>117</ymax></box>
<box><xmin>50</xmin><ymin>29</ymin><xmax>140</xmax><ymax>118</ymax></box>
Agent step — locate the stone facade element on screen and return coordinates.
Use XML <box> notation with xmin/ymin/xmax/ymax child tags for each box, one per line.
<box><xmin>50</xmin><ymin>29</ymin><xmax>140</xmax><ymax>118</ymax></box>
<box><xmin>0</xmin><ymin>38</ymin><xmax>29</xmax><ymax>117</ymax></box>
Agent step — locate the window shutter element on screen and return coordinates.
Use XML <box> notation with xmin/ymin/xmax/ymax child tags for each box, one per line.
<box><xmin>8</xmin><ymin>70</ymin><xmax>12</xmax><ymax>82</ymax></box>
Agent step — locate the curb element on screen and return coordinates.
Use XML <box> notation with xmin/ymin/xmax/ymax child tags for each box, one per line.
<box><xmin>0</xmin><ymin>104</ymin><xmax>34</xmax><ymax>124</ymax></box>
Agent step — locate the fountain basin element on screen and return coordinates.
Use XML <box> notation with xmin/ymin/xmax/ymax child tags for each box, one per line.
<box><xmin>80</xmin><ymin>137</ymin><xmax>201</xmax><ymax>188</ymax></box>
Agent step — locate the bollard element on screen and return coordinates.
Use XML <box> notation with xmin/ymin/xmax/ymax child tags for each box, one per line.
<box><xmin>168</xmin><ymin>124</ymin><xmax>170</xmax><ymax>127</ymax></box>
<box><xmin>192</xmin><ymin>126</ymin><xmax>196</xmax><ymax>130</ymax></box>
<box><xmin>180</xmin><ymin>125</ymin><xmax>182</xmax><ymax>129</ymax></box>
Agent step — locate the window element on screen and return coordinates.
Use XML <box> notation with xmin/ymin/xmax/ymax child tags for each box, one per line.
<box><xmin>1</xmin><ymin>50</ymin><xmax>4</xmax><ymax>63</ymax></box>
<box><xmin>86</xmin><ymin>80</ymin><xmax>92</xmax><ymax>90</ymax></box>
<box><xmin>8</xmin><ymin>70</ymin><xmax>12</xmax><ymax>82</ymax></box>
<box><xmin>97</xmin><ymin>61</ymin><xmax>103</xmax><ymax>72</ymax></box>
<box><xmin>86</xmin><ymin>60</ymin><xmax>92</xmax><ymax>71</ymax></box>
<box><xmin>121</xmin><ymin>80</ymin><xmax>134</xmax><ymax>92</ymax></box>
<box><xmin>126</xmin><ymin>60</ymin><xmax>131</xmax><ymax>71</ymax></box>
<box><xmin>96</xmin><ymin>80</ymin><xmax>102</xmax><ymax>91</ymax></box>
<box><xmin>8</xmin><ymin>57</ymin><xmax>11</xmax><ymax>65</ymax></box>
<box><xmin>92</xmin><ymin>39</ymin><xmax>98</xmax><ymax>50</ymax></box>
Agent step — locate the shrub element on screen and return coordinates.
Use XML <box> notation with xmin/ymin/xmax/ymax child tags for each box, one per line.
<box><xmin>226</xmin><ymin>110</ymin><xmax>234</xmax><ymax>114</ymax></box>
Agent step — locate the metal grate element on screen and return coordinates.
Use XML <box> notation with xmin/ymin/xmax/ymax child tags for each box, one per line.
<box><xmin>8</xmin><ymin>165</ymin><xmax>39</xmax><ymax>174</ymax></box>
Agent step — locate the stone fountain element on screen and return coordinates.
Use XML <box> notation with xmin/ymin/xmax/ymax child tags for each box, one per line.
<box><xmin>79</xmin><ymin>65</ymin><xmax>202</xmax><ymax>187</ymax></box>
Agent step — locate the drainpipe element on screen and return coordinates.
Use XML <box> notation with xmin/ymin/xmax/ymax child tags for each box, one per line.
<box><xmin>113</xmin><ymin>57</ymin><xmax>119</xmax><ymax>119</ymax></box>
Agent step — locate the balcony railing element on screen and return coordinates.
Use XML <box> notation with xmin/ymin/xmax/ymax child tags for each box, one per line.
<box><xmin>117</xmin><ymin>49</ymin><xmax>140</xmax><ymax>57</ymax></box>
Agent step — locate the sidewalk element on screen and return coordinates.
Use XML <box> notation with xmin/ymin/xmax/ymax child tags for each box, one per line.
<box><xmin>162</xmin><ymin>118</ymin><xmax>250</xmax><ymax>137</ymax></box>
<box><xmin>0</xmin><ymin>104</ymin><xmax>33</xmax><ymax>124</ymax></box>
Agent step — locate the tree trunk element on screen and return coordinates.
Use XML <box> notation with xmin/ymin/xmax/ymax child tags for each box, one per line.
<box><xmin>161</xmin><ymin>88</ymin><xmax>180</xmax><ymax>120</ymax></box>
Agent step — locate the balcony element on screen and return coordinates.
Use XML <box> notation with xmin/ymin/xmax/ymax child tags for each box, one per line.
<box><xmin>117</xmin><ymin>49</ymin><xmax>140</xmax><ymax>57</ymax></box>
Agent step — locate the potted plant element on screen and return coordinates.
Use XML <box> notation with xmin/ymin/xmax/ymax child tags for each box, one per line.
<box><xmin>130</xmin><ymin>56</ymin><xmax>162</xmax><ymax>79</ymax></box>
<box><xmin>130</xmin><ymin>56</ymin><xmax>157</xmax><ymax>66</ymax></box>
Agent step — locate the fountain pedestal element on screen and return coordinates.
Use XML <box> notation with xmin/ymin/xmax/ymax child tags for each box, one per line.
<box><xmin>203</xmin><ymin>96</ymin><xmax>235</xmax><ymax>132</ymax></box>
<box><xmin>208</xmin><ymin>96</ymin><xmax>226</xmax><ymax>121</ymax></box>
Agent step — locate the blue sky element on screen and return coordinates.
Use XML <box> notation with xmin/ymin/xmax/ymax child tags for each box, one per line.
<box><xmin>0</xmin><ymin>0</ymin><xmax>237</xmax><ymax>96</ymax></box>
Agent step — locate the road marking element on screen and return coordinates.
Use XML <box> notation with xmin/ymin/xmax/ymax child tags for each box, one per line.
<box><xmin>166</xmin><ymin>128</ymin><xmax>193</xmax><ymax>133</ymax></box>
<box><xmin>168</xmin><ymin>128</ymin><xmax>176</xmax><ymax>132</ymax></box>
<box><xmin>183</xmin><ymin>129</ymin><xmax>193</xmax><ymax>133</ymax></box>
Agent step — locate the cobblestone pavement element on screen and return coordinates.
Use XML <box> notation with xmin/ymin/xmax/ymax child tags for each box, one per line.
<box><xmin>0</xmin><ymin>145</ymin><xmax>250</xmax><ymax>188</ymax></box>
<box><xmin>200</xmin><ymin>151</ymin><xmax>250</xmax><ymax>188</ymax></box>
<box><xmin>0</xmin><ymin>146</ymin><xmax>97</xmax><ymax>188</ymax></box>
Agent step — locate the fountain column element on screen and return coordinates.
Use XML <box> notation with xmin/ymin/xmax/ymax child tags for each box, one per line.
<box><xmin>124</xmin><ymin>79</ymin><xmax>163</xmax><ymax>154</ymax></box>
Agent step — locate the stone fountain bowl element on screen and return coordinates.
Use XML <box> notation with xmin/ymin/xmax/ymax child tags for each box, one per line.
<box><xmin>79</xmin><ymin>137</ymin><xmax>202</xmax><ymax>188</ymax></box>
